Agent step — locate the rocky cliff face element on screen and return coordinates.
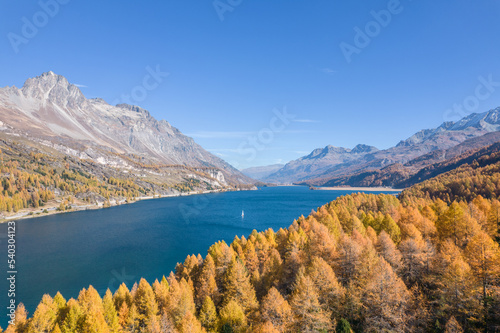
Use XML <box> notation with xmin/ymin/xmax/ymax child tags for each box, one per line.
<box><xmin>0</xmin><ymin>71</ymin><xmax>252</xmax><ymax>185</ymax></box>
<box><xmin>265</xmin><ymin>108</ymin><xmax>500</xmax><ymax>184</ymax></box>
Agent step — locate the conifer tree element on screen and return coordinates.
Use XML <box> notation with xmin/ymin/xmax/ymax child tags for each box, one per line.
<box><xmin>363</xmin><ymin>259</ymin><xmax>410</xmax><ymax>332</ymax></box>
<box><xmin>27</xmin><ymin>294</ymin><xmax>58</xmax><ymax>333</ymax></box>
<box><xmin>444</xmin><ymin>316</ymin><xmax>464</xmax><ymax>333</ymax></box>
<box><xmin>198</xmin><ymin>296</ymin><xmax>218</xmax><ymax>332</ymax></box>
<box><xmin>61</xmin><ymin>299</ymin><xmax>82</xmax><ymax>333</ymax></box>
<box><xmin>166</xmin><ymin>276</ymin><xmax>196</xmax><ymax>327</ymax></box>
<box><xmin>178</xmin><ymin>311</ymin><xmax>205</xmax><ymax>333</ymax></box>
<box><xmin>102</xmin><ymin>290</ymin><xmax>120</xmax><ymax>333</ymax></box>
<box><xmin>336</xmin><ymin>318</ymin><xmax>353</xmax><ymax>333</ymax></box>
<box><xmin>196</xmin><ymin>254</ymin><xmax>219</xmax><ymax>307</ymax></box>
<box><xmin>133</xmin><ymin>278</ymin><xmax>158</xmax><ymax>330</ymax></box>
<box><xmin>376</xmin><ymin>230</ymin><xmax>403</xmax><ymax>273</ymax></box>
<box><xmin>113</xmin><ymin>283</ymin><xmax>132</xmax><ymax>311</ymax></box>
<box><xmin>260</xmin><ymin>287</ymin><xmax>292</xmax><ymax>333</ymax></box>
<box><xmin>77</xmin><ymin>286</ymin><xmax>109</xmax><ymax>333</ymax></box>
<box><xmin>218</xmin><ymin>300</ymin><xmax>247</xmax><ymax>333</ymax></box>
<box><xmin>290</xmin><ymin>273</ymin><xmax>332</xmax><ymax>332</ymax></box>
<box><xmin>307</xmin><ymin>256</ymin><xmax>344</xmax><ymax>319</ymax></box>
<box><xmin>223</xmin><ymin>258</ymin><xmax>258</xmax><ymax>314</ymax></box>
<box><xmin>51</xmin><ymin>324</ymin><xmax>62</xmax><ymax>333</ymax></box>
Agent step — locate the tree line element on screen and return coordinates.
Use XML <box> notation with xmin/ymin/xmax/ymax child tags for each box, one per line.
<box><xmin>3</xmin><ymin>159</ymin><xmax>500</xmax><ymax>332</ymax></box>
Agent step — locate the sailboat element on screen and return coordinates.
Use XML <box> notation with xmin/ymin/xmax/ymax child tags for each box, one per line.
<box><xmin>241</xmin><ymin>210</ymin><xmax>244</xmax><ymax>218</ymax></box>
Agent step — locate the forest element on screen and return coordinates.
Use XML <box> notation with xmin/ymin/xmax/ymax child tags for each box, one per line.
<box><xmin>3</xmin><ymin>158</ymin><xmax>500</xmax><ymax>332</ymax></box>
<box><xmin>0</xmin><ymin>139</ymin><xmax>239</xmax><ymax>216</ymax></box>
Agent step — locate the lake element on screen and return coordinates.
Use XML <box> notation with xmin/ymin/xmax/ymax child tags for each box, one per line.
<box><xmin>0</xmin><ymin>186</ymin><xmax>398</xmax><ymax>327</ymax></box>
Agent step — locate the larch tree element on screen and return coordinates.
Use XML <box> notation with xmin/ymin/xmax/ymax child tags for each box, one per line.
<box><xmin>198</xmin><ymin>296</ymin><xmax>218</xmax><ymax>333</ymax></box>
<box><xmin>152</xmin><ymin>277</ymin><xmax>169</xmax><ymax>313</ymax></box>
<box><xmin>178</xmin><ymin>311</ymin><xmax>205</xmax><ymax>333</ymax></box>
<box><xmin>102</xmin><ymin>290</ymin><xmax>120</xmax><ymax>333</ymax></box>
<box><xmin>307</xmin><ymin>256</ymin><xmax>345</xmax><ymax>319</ymax></box>
<box><xmin>196</xmin><ymin>254</ymin><xmax>219</xmax><ymax>308</ymax></box>
<box><xmin>381</xmin><ymin>213</ymin><xmax>401</xmax><ymax>243</ymax></box>
<box><xmin>218</xmin><ymin>300</ymin><xmax>247</xmax><ymax>333</ymax></box>
<box><xmin>258</xmin><ymin>248</ymin><xmax>283</xmax><ymax>298</ymax></box>
<box><xmin>5</xmin><ymin>303</ymin><xmax>28</xmax><ymax>333</ymax></box>
<box><xmin>77</xmin><ymin>286</ymin><xmax>109</xmax><ymax>333</ymax></box>
<box><xmin>465</xmin><ymin>231</ymin><xmax>500</xmax><ymax>327</ymax></box>
<box><xmin>51</xmin><ymin>324</ymin><xmax>62</xmax><ymax>333</ymax></box>
<box><xmin>363</xmin><ymin>258</ymin><xmax>410</xmax><ymax>332</ymax></box>
<box><xmin>166</xmin><ymin>276</ymin><xmax>196</xmax><ymax>328</ymax></box>
<box><xmin>60</xmin><ymin>299</ymin><xmax>82</xmax><ymax>333</ymax></box>
<box><xmin>399</xmin><ymin>231</ymin><xmax>432</xmax><ymax>287</ymax></box>
<box><xmin>27</xmin><ymin>294</ymin><xmax>58</xmax><ymax>333</ymax></box>
<box><xmin>444</xmin><ymin>316</ymin><xmax>464</xmax><ymax>333</ymax></box>
<box><xmin>438</xmin><ymin>257</ymin><xmax>477</xmax><ymax>329</ymax></box>
<box><xmin>290</xmin><ymin>273</ymin><xmax>332</xmax><ymax>332</ymax></box>
<box><xmin>133</xmin><ymin>278</ymin><xmax>158</xmax><ymax>330</ymax></box>
<box><xmin>376</xmin><ymin>230</ymin><xmax>403</xmax><ymax>273</ymax></box>
<box><xmin>307</xmin><ymin>220</ymin><xmax>337</xmax><ymax>265</ymax></box>
<box><xmin>112</xmin><ymin>283</ymin><xmax>132</xmax><ymax>312</ymax></box>
<box><xmin>158</xmin><ymin>312</ymin><xmax>177</xmax><ymax>333</ymax></box>
<box><xmin>260</xmin><ymin>287</ymin><xmax>292</xmax><ymax>333</ymax></box>
<box><xmin>253</xmin><ymin>321</ymin><xmax>280</xmax><ymax>333</ymax></box>
<box><xmin>223</xmin><ymin>257</ymin><xmax>258</xmax><ymax>314</ymax></box>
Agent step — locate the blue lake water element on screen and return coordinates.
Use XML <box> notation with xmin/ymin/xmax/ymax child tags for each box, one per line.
<box><xmin>0</xmin><ymin>186</ymin><xmax>398</xmax><ymax>327</ymax></box>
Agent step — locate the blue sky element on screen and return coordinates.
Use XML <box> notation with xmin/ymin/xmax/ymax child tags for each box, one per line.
<box><xmin>1</xmin><ymin>1</ymin><xmax>500</xmax><ymax>169</ymax></box>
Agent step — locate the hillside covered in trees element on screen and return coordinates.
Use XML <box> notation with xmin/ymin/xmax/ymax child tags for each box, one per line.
<box><xmin>4</xmin><ymin>158</ymin><xmax>500</xmax><ymax>332</ymax></box>
<box><xmin>0</xmin><ymin>135</ymin><xmax>252</xmax><ymax>219</ymax></box>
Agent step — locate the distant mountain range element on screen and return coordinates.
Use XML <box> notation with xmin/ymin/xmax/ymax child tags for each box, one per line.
<box><xmin>260</xmin><ymin>108</ymin><xmax>500</xmax><ymax>186</ymax></box>
<box><xmin>241</xmin><ymin>164</ymin><xmax>284</xmax><ymax>180</ymax></box>
<box><xmin>0</xmin><ymin>72</ymin><xmax>253</xmax><ymax>188</ymax></box>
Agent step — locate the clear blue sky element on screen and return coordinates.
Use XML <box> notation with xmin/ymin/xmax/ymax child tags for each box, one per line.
<box><xmin>1</xmin><ymin>1</ymin><xmax>500</xmax><ymax>169</ymax></box>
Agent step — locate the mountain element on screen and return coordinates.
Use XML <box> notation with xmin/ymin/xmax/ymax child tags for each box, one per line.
<box><xmin>0</xmin><ymin>71</ymin><xmax>252</xmax><ymax>185</ymax></box>
<box><xmin>264</xmin><ymin>144</ymin><xmax>379</xmax><ymax>184</ymax></box>
<box><xmin>241</xmin><ymin>164</ymin><xmax>284</xmax><ymax>181</ymax></box>
<box><xmin>265</xmin><ymin>107</ymin><xmax>500</xmax><ymax>185</ymax></box>
<box><xmin>317</xmin><ymin>132</ymin><xmax>500</xmax><ymax>188</ymax></box>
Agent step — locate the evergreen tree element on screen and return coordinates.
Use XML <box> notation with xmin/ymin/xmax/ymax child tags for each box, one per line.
<box><xmin>77</xmin><ymin>286</ymin><xmax>109</xmax><ymax>333</ymax></box>
<box><xmin>178</xmin><ymin>311</ymin><xmax>205</xmax><ymax>333</ymax></box>
<box><xmin>198</xmin><ymin>296</ymin><xmax>218</xmax><ymax>332</ymax></box>
<box><xmin>27</xmin><ymin>294</ymin><xmax>58</xmax><ymax>333</ymax></box>
<box><xmin>218</xmin><ymin>300</ymin><xmax>247</xmax><ymax>333</ymax></box>
<box><xmin>61</xmin><ymin>299</ymin><xmax>82</xmax><ymax>333</ymax></box>
<box><xmin>290</xmin><ymin>273</ymin><xmax>332</xmax><ymax>332</ymax></box>
<box><xmin>363</xmin><ymin>259</ymin><xmax>410</xmax><ymax>332</ymax></box>
<box><xmin>336</xmin><ymin>318</ymin><xmax>353</xmax><ymax>333</ymax></box>
<box><xmin>196</xmin><ymin>254</ymin><xmax>219</xmax><ymax>308</ymax></box>
<box><xmin>260</xmin><ymin>287</ymin><xmax>292</xmax><ymax>332</ymax></box>
<box><xmin>133</xmin><ymin>278</ymin><xmax>158</xmax><ymax>330</ymax></box>
<box><xmin>102</xmin><ymin>290</ymin><xmax>120</xmax><ymax>333</ymax></box>
<box><xmin>307</xmin><ymin>256</ymin><xmax>344</xmax><ymax>319</ymax></box>
<box><xmin>223</xmin><ymin>258</ymin><xmax>258</xmax><ymax>314</ymax></box>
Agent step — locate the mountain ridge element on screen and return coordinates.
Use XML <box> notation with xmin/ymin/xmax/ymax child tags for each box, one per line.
<box><xmin>0</xmin><ymin>71</ymin><xmax>252</xmax><ymax>185</ymax></box>
<box><xmin>264</xmin><ymin>107</ymin><xmax>500</xmax><ymax>184</ymax></box>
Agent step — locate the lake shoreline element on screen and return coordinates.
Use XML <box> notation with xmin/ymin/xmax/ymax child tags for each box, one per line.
<box><xmin>310</xmin><ymin>186</ymin><xmax>404</xmax><ymax>192</ymax></box>
<box><xmin>0</xmin><ymin>187</ymin><xmax>257</xmax><ymax>223</ymax></box>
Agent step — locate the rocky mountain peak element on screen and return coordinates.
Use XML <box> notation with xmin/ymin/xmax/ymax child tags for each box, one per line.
<box><xmin>0</xmin><ymin>71</ymin><xmax>253</xmax><ymax>185</ymax></box>
<box><xmin>352</xmin><ymin>144</ymin><xmax>378</xmax><ymax>154</ymax></box>
<box><xmin>21</xmin><ymin>71</ymin><xmax>85</xmax><ymax>106</ymax></box>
